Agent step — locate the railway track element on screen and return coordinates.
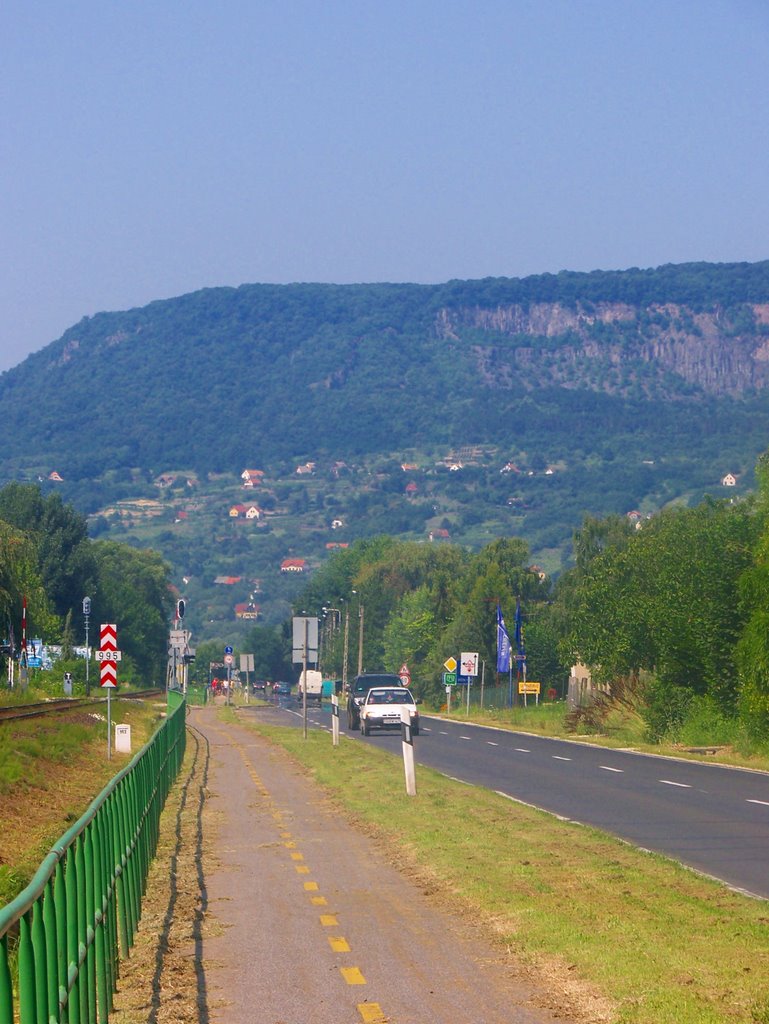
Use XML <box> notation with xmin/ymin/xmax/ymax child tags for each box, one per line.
<box><xmin>0</xmin><ymin>689</ymin><xmax>165</xmax><ymax>723</ymax></box>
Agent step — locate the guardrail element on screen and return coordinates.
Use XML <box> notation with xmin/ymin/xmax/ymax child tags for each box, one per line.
<box><xmin>0</xmin><ymin>692</ymin><xmax>186</xmax><ymax>1023</ymax></box>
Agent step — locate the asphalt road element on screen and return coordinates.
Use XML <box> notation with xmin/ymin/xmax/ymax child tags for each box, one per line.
<box><xmin>255</xmin><ymin>696</ymin><xmax>769</xmax><ymax>900</ymax></box>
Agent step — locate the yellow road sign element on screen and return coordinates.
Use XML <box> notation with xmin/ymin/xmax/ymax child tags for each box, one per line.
<box><xmin>444</xmin><ymin>656</ymin><xmax>457</xmax><ymax>672</ymax></box>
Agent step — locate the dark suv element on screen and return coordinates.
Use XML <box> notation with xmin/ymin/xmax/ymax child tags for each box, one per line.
<box><xmin>346</xmin><ymin>673</ymin><xmax>402</xmax><ymax>729</ymax></box>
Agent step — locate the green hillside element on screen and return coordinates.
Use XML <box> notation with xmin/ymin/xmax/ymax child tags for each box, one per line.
<box><xmin>3</xmin><ymin>260</ymin><xmax>769</xmax><ymax>640</ymax></box>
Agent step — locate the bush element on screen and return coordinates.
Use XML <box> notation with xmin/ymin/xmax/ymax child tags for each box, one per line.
<box><xmin>641</xmin><ymin>679</ymin><xmax>693</xmax><ymax>742</ymax></box>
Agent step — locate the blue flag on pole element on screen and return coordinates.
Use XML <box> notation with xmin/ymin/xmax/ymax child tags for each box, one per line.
<box><xmin>496</xmin><ymin>604</ymin><xmax>511</xmax><ymax>673</ymax></box>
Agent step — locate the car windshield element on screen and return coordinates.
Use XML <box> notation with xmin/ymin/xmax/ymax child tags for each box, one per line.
<box><xmin>366</xmin><ymin>688</ymin><xmax>414</xmax><ymax>705</ymax></box>
<box><xmin>353</xmin><ymin>674</ymin><xmax>401</xmax><ymax>695</ymax></box>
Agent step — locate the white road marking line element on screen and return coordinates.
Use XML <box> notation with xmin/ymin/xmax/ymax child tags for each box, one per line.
<box><xmin>514</xmin><ymin>747</ymin><xmax>530</xmax><ymax>753</ymax></box>
<box><xmin>460</xmin><ymin>736</ymin><xmax>472</xmax><ymax>740</ymax></box>
<box><xmin>600</xmin><ymin>766</ymin><xmax>624</xmax><ymax>773</ymax></box>
<box><xmin>487</xmin><ymin>741</ymin><xmax>498</xmax><ymax>746</ymax></box>
<box><xmin>552</xmin><ymin>755</ymin><xmax>572</xmax><ymax>761</ymax></box>
<box><xmin>747</xmin><ymin>799</ymin><xmax>769</xmax><ymax>807</ymax></box>
<box><xmin>659</xmin><ymin>779</ymin><xmax>691</xmax><ymax>788</ymax></box>
<box><xmin>439</xmin><ymin>730</ymin><xmax>449</xmax><ymax>735</ymax></box>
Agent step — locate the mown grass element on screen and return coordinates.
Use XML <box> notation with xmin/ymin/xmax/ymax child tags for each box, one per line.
<box><xmin>0</xmin><ymin>699</ymin><xmax>165</xmax><ymax>907</ymax></box>
<box><xmin>238</xmin><ymin>715</ymin><xmax>769</xmax><ymax>1024</ymax></box>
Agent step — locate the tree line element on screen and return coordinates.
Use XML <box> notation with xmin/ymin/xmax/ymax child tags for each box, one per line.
<box><xmin>255</xmin><ymin>451</ymin><xmax>769</xmax><ymax>743</ymax></box>
<box><xmin>0</xmin><ymin>484</ymin><xmax>172</xmax><ymax>686</ymax></box>
<box><xmin>6</xmin><ymin>464</ymin><xmax>769</xmax><ymax>750</ymax></box>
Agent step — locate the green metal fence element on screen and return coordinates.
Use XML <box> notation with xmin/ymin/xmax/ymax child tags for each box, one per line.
<box><xmin>0</xmin><ymin>694</ymin><xmax>187</xmax><ymax>1023</ymax></box>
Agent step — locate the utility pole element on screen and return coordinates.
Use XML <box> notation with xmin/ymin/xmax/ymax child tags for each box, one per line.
<box><xmin>357</xmin><ymin>601</ymin><xmax>364</xmax><ymax>676</ymax></box>
<box><xmin>342</xmin><ymin>604</ymin><xmax>350</xmax><ymax>690</ymax></box>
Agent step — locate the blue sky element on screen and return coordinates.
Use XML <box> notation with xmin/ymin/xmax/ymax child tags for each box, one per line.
<box><xmin>2</xmin><ymin>1</ymin><xmax>769</xmax><ymax>372</ymax></box>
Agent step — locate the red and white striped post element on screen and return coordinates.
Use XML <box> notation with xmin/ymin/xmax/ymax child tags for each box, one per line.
<box><xmin>98</xmin><ymin>623</ymin><xmax>121</xmax><ymax>757</ymax></box>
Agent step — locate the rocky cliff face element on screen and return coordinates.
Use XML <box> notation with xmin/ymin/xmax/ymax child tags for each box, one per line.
<box><xmin>435</xmin><ymin>302</ymin><xmax>769</xmax><ymax>397</ymax></box>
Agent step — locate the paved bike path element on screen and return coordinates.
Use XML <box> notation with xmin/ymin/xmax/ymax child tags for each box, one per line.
<box><xmin>188</xmin><ymin>705</ymin><xmax>568</xmax><ymax>1024</ymax></box>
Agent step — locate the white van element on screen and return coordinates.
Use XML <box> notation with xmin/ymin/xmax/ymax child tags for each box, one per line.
<box><xmin>297</xmin><ymin>669</ymin><xmax>323</xmax><ymax>705</ymax></box>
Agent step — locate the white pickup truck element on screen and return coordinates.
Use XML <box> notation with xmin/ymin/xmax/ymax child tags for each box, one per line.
<box><xmin>297</xmin><ymin>668</ymin><xmax>323</xmax><ymax>705</ymax></box>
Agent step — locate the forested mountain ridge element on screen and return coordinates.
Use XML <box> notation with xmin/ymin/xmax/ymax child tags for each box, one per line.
<box><xmin>3</xmin><ymin>260</ymin><xmax>769</xmax><ymax>481</ymax></box>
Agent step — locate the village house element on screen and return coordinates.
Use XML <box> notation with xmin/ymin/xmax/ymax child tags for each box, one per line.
<box><xmin>234</xmin><ymin>602</ymin><xmax>261</xmax><ymax>621</ymax></box>
<box><xmin>281</xmin><ymin>558</ymin><xmax>307</xmax><ymax>573</ymax></box>
<box><xmin>721</xmin><ymin>473</ymin><xmax>738</xmax><ymax>487</ymax></box>
<box><xmin>48</xmin><ymin>471</ymin><xmax>64</xmax><ymax>482</ymax></box>
<box><xmin>429</xmin><ymin>528</ymin><xmax>450</xmax><ymax>541</ymax></box>
<box><xmin>401</xmin><ymin>463</ymin><xmax>419</xmax><ymax>472</ymax></box>
<box><xmin>296</xmin><ymin>462</ymin><xmax>316</xmax><ymax>475</ymax></box>
<box><xmin>214</xmin><ymin>575</ymin><xmax>242</xmax><ymax>585</ymax></box>
<box><xmin>245</xmin><ymin>505</ymin><xmax>261</xmax><ymax>520</ymax></box>
<box><xmin>229</xmin><ymin>504</ymin><xmax>248</xmax><ymax>518</ymax></box>
<box><xmin>326</xmin><ymin>542</ymin><xmax>350</xmax><ymax>550</ymax></box>
<box><xmin>241</xmin><ymin>469</ymin><xmax>264</xmax><ymax>487</ymax></box>
<box><xmin>405</xmin><ymin>481</ymin><xmax>419</xmax><ymax>495</ymax></box>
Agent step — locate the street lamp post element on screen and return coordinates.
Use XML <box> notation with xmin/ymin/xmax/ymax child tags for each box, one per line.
<box><xmin>82</xmin><ymin>596</ymin><xmax>91</xmax><ymax>696</ymax></box>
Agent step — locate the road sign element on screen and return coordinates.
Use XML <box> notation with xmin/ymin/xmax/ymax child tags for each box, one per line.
<box><xmin>100</xmin><ymin>662</ymin><xmax>117</xmax><ymax>688</ymax></box>
<box><xmin>443</xmin><ymin>671</ymin><xmax>457</xmax><ymax>685</ymax></box>
<box><xmin>224</xmin><ymin>645</ymin><xmax>233</xmax><ymax>655</ymax></box>
<box><xmin>399</xmin><ymin>662</ymin><xmax>411</xmax><ymax>685</ymax></box>
<box><xmin>100</xmin><ymin>623</ymin><xmax>118</xmax><ymax>650</ymax></box>
<box><xmin>292</xmin><ymin>616</ymin><xmax>319</xmax><ymax>663</ymax></box>
<box><xmin>224</xmin><ymin>653</ymin><xmax>234</xmax><ymax>666</ymax></box>
<box><xmin>99</xmin><ymin>623</ymin><xmax>118</xmax><ymax>688</ymax></box>
<box><xmin>460</xmin><ymin>652</ymin><xmax>479</xmax><ymax>676</ymax></box>
<box><xmin>518</xmin><ymin>681</ymin><xmax>541</xmax><ymax>694</ymax></box>
<box><xmin>444</xmin><ymin>657</ymin><xmax>457</xmax><ymax>672</ymax></box>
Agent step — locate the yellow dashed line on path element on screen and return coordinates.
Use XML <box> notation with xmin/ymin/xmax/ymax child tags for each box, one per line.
<box><xmin>341</xmin><ymin>966</ymin><xmax>366</xmax><ymax>985</ymax></box>
<box><xmin>357</xmin><ymin>1004</ymin><xmax>387</xmax><ymax>1024</ymax></box>
<box><xmin>216</xmin><ymin>726</ymin><xmax>391</xmax><ymax>1023</ymax></box>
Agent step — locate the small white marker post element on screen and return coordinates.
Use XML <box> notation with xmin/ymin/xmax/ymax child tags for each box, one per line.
<box><xmin>401</xmin><ymin>707</ymin><xmax>417</xmax><ymax>797</ymax></box>
<box><xmin>331</xmin><ymin>694</ymin><xmax>340</xmax><ymax>747</ymax></box>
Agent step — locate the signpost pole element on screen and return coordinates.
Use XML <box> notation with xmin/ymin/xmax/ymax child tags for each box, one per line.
<box><xmin>331</xmin><ymin>694</ymin><xmax>339</xmax><ymax>747</ymax></box>
<box><xmin>302</xmin><ymin>618</ymin><xmax>308</xmax><ymax>740</ymax></box>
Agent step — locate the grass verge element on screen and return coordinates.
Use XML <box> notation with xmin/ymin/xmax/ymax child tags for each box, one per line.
<box><xmin>238</xmin><ymin>715</ymin><xmax>769</xmax><ymax>1024</ymax></box>
<box><xmin>0</xmin><ymin>699</ymin><xmax>167</xmax><ymax>906</ymax></box>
